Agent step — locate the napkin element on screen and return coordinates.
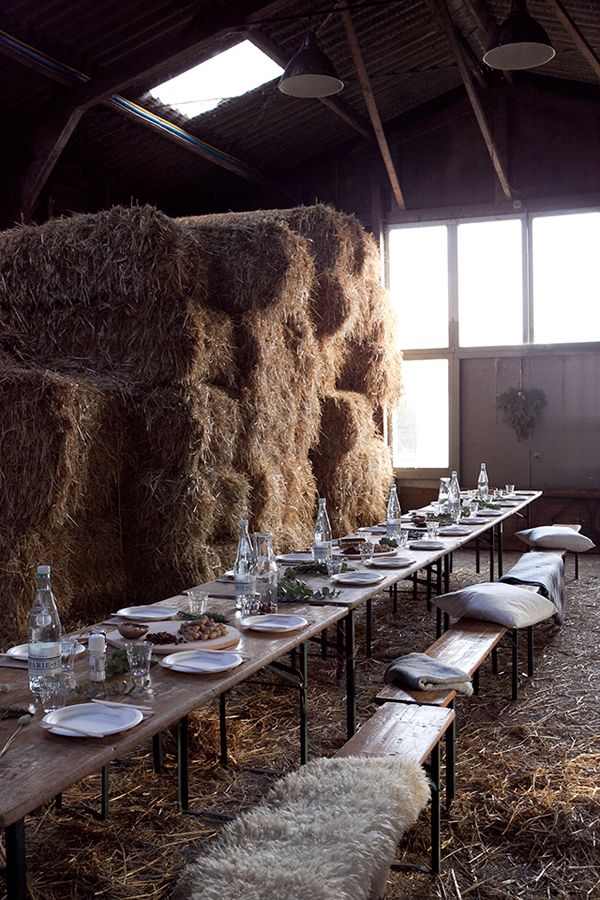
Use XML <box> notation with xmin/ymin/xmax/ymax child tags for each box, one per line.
<box><xmin>0</xmin><ymin>655</ymin><xmax>28</xmax><ymax>670</ymax></box>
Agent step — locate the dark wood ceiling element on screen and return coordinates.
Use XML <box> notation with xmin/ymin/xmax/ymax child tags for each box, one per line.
<box><xmin>1</xmin><ymin>0</ymin><xmax>599</xmax><ymax>223</ymax></box>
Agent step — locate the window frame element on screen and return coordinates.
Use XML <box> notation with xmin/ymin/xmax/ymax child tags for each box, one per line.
<box><xmin>385</xmin><ymin>205</ymin><xmax>600</xmax><ymax>481</ymax></box>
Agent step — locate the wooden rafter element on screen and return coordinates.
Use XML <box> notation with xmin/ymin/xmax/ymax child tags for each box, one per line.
<box><xmin>339</xmin><ymin>8</ymin><xmax>406</xmax><ymax>210</ymax></box>
<box><xmin>547</xmin><ymin>0</ymin><xmax>600</xmax><ymax>81</ymax></box>
<box><xmin>428</xmin><ymin>0</ymin><xmax>513</xmax><ymax>202</ymax></box>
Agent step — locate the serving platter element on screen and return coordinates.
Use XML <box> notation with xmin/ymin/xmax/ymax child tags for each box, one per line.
<box><xmin>106</xmin><ymin>621</ymin><xmax>240</xmax><ymax>654</ymax></box>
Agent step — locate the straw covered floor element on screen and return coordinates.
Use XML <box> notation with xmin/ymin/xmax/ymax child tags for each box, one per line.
<box><xmin>2</xmin><ymin>550</ymin><xmax>597</xmax><ymax>899</ymax></box>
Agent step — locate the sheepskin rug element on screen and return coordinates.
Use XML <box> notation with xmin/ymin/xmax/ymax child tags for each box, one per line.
<box><xmin>172</xmin><ymin>755</ymin><xmax>430</xmax><ymax>900</ymax></box>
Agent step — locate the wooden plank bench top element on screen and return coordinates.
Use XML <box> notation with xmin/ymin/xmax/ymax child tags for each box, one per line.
<box><xmin>335</xmin><ymin>702</ymin><xmax>455</xmax><ymax>764</ymax></box>
<box><xmin>376</xmin><ymin>619</ymin><xmax>507</xmax><ymax>707</ymax></box>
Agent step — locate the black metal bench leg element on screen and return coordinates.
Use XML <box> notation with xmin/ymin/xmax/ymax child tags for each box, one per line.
<box><xmin>475</xmin><ymin>537</ymin><xmax>480</xmax><ymax>573</ymax></box>
<box><xmin>472</xmin><ymin>667</ymin><xmax>480</xmax><ymax>696</ymax></box>
<box><xmin>527</xmin><ymin>626</ymin><xmax>534</xmax><ymax>678</ymax></box>
<box><xmin>152</xmin><ymin>733</ymin><xmax>164</xmax><ymax>773</ymax></box>
<box><xmin>426</xmin><ymin>565</ymin><xmax>432</xmax><ymax>610</ymax></box>
<box><xmin>575</xmin><ymin>552</ymin><xmax>579</xmax><ymax>580</ymax></box>
<box><xmin>100</xmin><ymin>765</ymin><xmax>109</xmax><ymax>821</ymax></box>
<box><xmin>335</xmin><ymin>621</ymin><xmax>344</xmax><ymax>681</ymax></box>
<box><xmin>443</xmin><ymin>554</ymin><xmax>450</xmax><ymax>593</ymax></box>
<box><xmin>4</xmin><ymin>819</ymin><xmax>26</xmax><ymax>900</ymax></box>
<box><xmin>435</xmin><ymin>607</ymin><xmax>442</xmax><ymax>639</ymax></box>
<box><xmin>219</xmin><ymin>693</ymin><xmax>228</xmax><ymax>766</ymax></box>
<box><xmin>430</xmin><ymin>743</ymin><xmax>441</xmax><ymax>875</ymax></box>
<box><xmin>345</xmin><ymin>610</ymin><xmax>356</xmax><ymax>739</ymax></box>
<box><xmin>299</xmin><ymin>641</ymin><xmax>308</xmax><ymax>765</ymax></box>
<box><xmin>412</xmin><ymin>574</ymin><xmax>417</xmax><ymax>602</ymax></box>
<box><xmin>491</xmin><ymin>646</ymin><xmax>498</xmax><ymax>675</ymax></box>
<box><xmin>365</xmin><ymin>597</ymin><xmax>372</xmax><ymax>658</ymax></box>
<box><xmin>321</xmin><ymin>627</ymin><xmax>328</xmax><ymax>659</ymax></box>
<box><xmin>54</xmin><ymin>793</ymin><xmax>62</xmax><ymax>812</ymax></box>
<box><xmin>177</xmin><ymin>715</ymin><xmax>189</xmax><ymax>811</ymax></box>
<box><xmin>511</xmin><ymin>629</ymin><xmax>519</xmax><ymax>701</ymax></box>
<box><xmin>445</xmin><ymin>707</ymin><xmax>456</xmax><ymax>809</ymax></box>
<box><xmin>489</xmin><ymin>528</ymin><xmax>495</xmax><ymax>581</ymax></box>
<box><xmin>391</xmin><ymin>583</ymin><xmax>398</xmax><ymax>614</ymax></box>
<box><xmin>443</xmin><ymin>612</ymin><xmax>450</xmax><ymax>633</ymax></box>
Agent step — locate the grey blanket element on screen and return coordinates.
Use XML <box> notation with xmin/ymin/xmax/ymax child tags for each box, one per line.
<box><xmin>384</xmin><ymin>652</ymin><xmax>473</xmax><ymax>696</ymax></box>
<box><xmin>500</xmin><ymin>550</ymin><xmax>565</xmax><ymax>624</ymax></box>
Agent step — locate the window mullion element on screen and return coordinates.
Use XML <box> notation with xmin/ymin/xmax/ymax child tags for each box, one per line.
<box><xmin>524</xmin><ymin>215</ymin><xmax>533</xmax><ymax>343</ymax></box>
<box><xmin>448</xmin><ymin>223</ymin><xmax>459</xmax><ymax>350</ymax></box>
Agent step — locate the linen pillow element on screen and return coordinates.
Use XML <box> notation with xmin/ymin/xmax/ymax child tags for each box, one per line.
<box><xmin>432</xmin><ymin>582</ymin><xmax>555</xmax><ymax>628</ymax></box>
<box><xmin>515</xmin><ymin>526</ymin><xmax>595</xmax><ymax>553</ymax></box>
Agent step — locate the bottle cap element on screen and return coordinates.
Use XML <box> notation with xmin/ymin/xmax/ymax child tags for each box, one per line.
<box><xmin>239</xmin><ymin>519</ymin><xmax>248</xmax><ymax>527</ymax></box>
<box><xmin>36</xmin><ymin>565</ymin><xmax>51</xmax><ymax>575</ymax></box>
<box><xmin>88</xmin><ymin>633</ymin><xmax>106</xmax><ymax>652</ymax></box>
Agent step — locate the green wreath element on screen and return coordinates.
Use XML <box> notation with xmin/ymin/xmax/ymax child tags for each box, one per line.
<box><xmin>496</xmin><ymin>387</ymin><xmax>547</xmax><ymax>441</ymax></box>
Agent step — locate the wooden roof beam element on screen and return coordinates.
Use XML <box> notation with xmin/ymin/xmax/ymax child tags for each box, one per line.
<box><xmin>428</xmin><ymin>0</ymin><xmax>513</xmax><ymax>202</ymax></box>
<box><xmin>339</xmin><ymin>8</ymin><xmax>406</xmax><ymax>210</ymax></box>
<box><xmin>547</xmin><ymin>0</ymin><xmax>600</xmax><ymax>82</ymax></box>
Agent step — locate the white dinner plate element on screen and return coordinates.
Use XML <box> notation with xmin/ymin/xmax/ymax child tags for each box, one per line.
<box><xmin>42</xmin><ymin>702</ymin><xmax>142</xmax><ymax>738</ymax></box>
<box><xmin>241</xmin><ymin>614</ymin><xmax>308</xmax><ymax>633</ymax></box>
<box><xmin>460</xmin><ymin>517</ymin><xmax>487</xmax><ymax>524</ymax></box>
<box><xmin>276</xmin><ymin>553</ymin><xmax>314</xmax><ymax>564</ymax></box>
<box><xmin>409</xmin><ymin>541</ymin><xmax>446</xmax><ymax>551</ymax></box>
<box><xmin>332</xmin><ymin>571</ymin><xmax>385</xmax><ymax>586</ymax></box>
<box><xmin>357</xmin><ymin>525</ymin><xmax>387</xmax><ymax>534</ymax></box>
<box><xmin>367</xmin><ymin>557</ymin><xmax>416</xmax><ymax>569</ymax></box>
<box><xmin>114</xmin><ymin>605</ymin><xmax>179</xmax><ymax>621</ymax></box>
<box><xmin>497</xmin><ymin>501</ymin><xmax>519</xmax><ymax>507</ymax></box>
<box><xmin>7</xmin><ymin>641</ymin><xmax>85</xmax><ymax>661</ymax></box>
<box><xmin>478</xmin><ymin>509</ymin><xmax>503</xmax><ymax>516</ymax></box>
<box><xmin>217</xmin><ymin>570</ymin><xmax>235</xmax><ymax>582</ymax></box>
<box><xmin>160</xmin><ymin>649</ymin><xmax>243</xmax><ymax>674</ymax></box>
<box><xmin>438</xmin><ymin>527</ymin><xmax>473</xmax><ymax>536</ymax></box>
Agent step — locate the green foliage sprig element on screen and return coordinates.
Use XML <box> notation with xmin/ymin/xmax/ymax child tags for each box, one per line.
<box><xmin>177</xmin><ymin>610</ymin><xmax>228</xmax><ymax>624</ymax></box>
<box><xmin>496</xmin><ymin>388</ymin><xmax>546</xmax><ymax>441</ymax></box>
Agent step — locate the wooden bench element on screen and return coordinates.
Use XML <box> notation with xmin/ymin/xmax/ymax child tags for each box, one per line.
<box><xmin>335</xmin><ymin>702</ymin><xmax>455</xmax><ymax>875</ymax></box>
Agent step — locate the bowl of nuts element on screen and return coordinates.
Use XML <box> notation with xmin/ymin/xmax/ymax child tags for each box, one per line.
<box><xmin>117</xmin><ymin>621</ymin><xmax>149</xmax><ymax>640</ymax></box>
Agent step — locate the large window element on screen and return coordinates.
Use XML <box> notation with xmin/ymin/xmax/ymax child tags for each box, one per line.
<box><xmin>387</xmin><ymin>208</ymin><xmax>600</xmax><ymax>473</ymax></box>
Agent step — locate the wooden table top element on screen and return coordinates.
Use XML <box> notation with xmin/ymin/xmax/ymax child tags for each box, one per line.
<box><xmin>0</xmin><ymin>599</ymin><xmax>346</xmax><ymax>828</ymax></box>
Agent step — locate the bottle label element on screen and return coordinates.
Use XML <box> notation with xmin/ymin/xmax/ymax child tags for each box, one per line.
<box><xmin>313</xmin><ymin>542</ymin><xmax>332</xmax><ymax>562</ymax></box>
<box><xmin>234</xmin><ymin>575</ymin><xmax>256</xmax><ymax>597</ymax></box>
<box><xmin>28</xmin><ymin>653</ymin><xmax>61</xmax><ymax>675</ymax></box>
<box><xmin>89</xmin><ymin>655</ymin><xmax>106</xmax><ymax>683</ymax></box>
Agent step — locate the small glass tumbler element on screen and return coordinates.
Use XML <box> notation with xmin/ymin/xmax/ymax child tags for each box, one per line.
<box><xmin>185</xmin><ymin>590</ymin><xmax>208</xmax><ymax>615</ymax></box>
<box><xmin>60</xmin><ymin>639</ymin><xmax>78</xmax><ymax>688</ymax></box>
<box><xmin>359</xmin><ymin>541</ymin><xmax>374</xmax><ymax>565</ymax></box>
<box><xmin>40</xmin><ymin>674</ymin><xmax>69</xmax><ymax>713</ymax></box>
<box><xmin>241</xmin><ymin>593</ymin><xmax>261</xmax><ymax>618</ymax></box>
<box><xmin>430</xmin><ymin>501</ymin><xmax>441</xmax><ymax>516</ymax></box>
<box><xmin>505</xmin><ymin>484</ymin><xmax>515</xmax><ymax>494</ymax></box>
<box><xmin>395</xmin><ymin>530</ymin><xmax>409</xmax><ymax>549</ymax></box>
<box><xmin>125</xmin><ymin>641</ymin><xmax>153</xmax><ymax>696</ymax></box>
<box><xmin>426</xmin><ymin>520</ymin><xmax>440</xmax><ymax>539</ymax></box>
<box><xmin>325</xmin><ymin>557</ymin><xmax>344</xmax><ymax>577</ymax></box>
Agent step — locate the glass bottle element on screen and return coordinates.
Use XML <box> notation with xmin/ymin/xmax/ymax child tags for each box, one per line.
<box><xmin>28</xmin><ymin>564</ymin><xmax>62</xmax><ymax>700</ymax></box>
<box><xmin>447</xmin><ymin>471</ymin><xmax>461</xmax><ymax>523</ymax></box>
<box><xmin>313</xmin><ymin>498</ymin><xmax>333</xmax><ymax>562</ymax></box>
<box><xmin>253</xmin><ymin>532</ymin><xmax>278</xmax><ymax>613</ymax></box>
<box><xmin>438</xmin><ymin>477</ymin><xmax>450</xmax><ymax>510</ymax></box>
<box><xmin>386</xmin><ymin>483</ymin><xmax>402</xmax><ymax>537</ymax></box>
<box><xmin>233</xmin><ymin>520</ymin><xmax>257</xmax><ymax>611</ymax></box>
<box><xmin>477</xmin><ymin>463</ymin><xmax>489</xmax><ymax>501</ymax></box>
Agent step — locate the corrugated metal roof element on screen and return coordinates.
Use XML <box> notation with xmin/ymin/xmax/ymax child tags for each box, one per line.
<box><xmin>1</xmin><ymin>0</ymin><xmax>599</xmax><ymax>207</ymax></box>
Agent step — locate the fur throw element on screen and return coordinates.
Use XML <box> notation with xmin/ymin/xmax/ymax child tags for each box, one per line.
<box><xmin>172</xmin><ymin>755</ymin><xmax>430</xmax><ymax>900</ymax></box>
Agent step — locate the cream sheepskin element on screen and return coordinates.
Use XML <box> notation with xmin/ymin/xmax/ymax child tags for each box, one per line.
<box><xmin>172</xmin><ymin>755</ymin><xmax>430</xmax><ymax>900</ymax></box>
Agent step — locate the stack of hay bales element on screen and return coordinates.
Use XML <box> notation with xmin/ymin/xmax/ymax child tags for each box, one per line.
<box><xmin>0</xmin><ymin>202</ymin><xmax>400</xmax><ymax>643</ymax></box>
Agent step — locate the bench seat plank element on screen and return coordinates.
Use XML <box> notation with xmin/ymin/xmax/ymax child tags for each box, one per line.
<box><xmin>335</xmin><ymin>703</ymin><xmax>455</xmax><ymax>764</ymax></box>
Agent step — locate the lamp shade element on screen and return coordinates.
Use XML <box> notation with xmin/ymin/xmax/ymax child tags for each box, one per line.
<box><xmin>279</xmin><ymin>31</ymin><xmax>344</xmax><ymax>98</ymax></box>
<box><xmin>483</xmin><ymin>0</ymin><xmax>555</xmax><ymax>70</ymax></box>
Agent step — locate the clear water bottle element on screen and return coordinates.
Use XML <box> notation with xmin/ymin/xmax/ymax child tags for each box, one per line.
<box><xmin>313</xmin><ymin>498</ymin><xmax>333</xmax><ymax>562</ymax></box>
<box><xmin>28</xmin><ymin>565</ymin><xmax>62</xmax><ymax>700</ymax></box>
<box><xmin>438</xmin><ymin>477</ymin><xmax>450</xmax><ymax>510</ymax></box>
<box><xmin>386</xmin><ymin>483</ymin><xmax>402</xmax><ymax>537</ymax></box>
<box><xmin>477</xmin><ymin>463</ymin><xmax>489</xmax><ymax>501</ymax></box>
<box><xmin>253</xmin><ymin>532</ymin><xmax>278</xmax><ymax>613</ymax></box>
<box><xmin>233</xmin><ymin>520</ymin><xmax>257</xmax><ymax>611</ymax></box>
<box><xmin>447</xmin><ymin>471</ymin><xmax>461</xmax><ymax>523</ymax></box>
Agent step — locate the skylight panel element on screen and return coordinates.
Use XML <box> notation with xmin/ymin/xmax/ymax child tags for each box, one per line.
<box><xmin>149</xmin><ymin>40</ymin><xmax>283</xmax><ymax>119</ymax></box>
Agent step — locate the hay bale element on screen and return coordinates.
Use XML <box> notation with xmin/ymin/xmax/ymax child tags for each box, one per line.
<box><xmin>0</xmin><ymin>205</ymin><xmax>220</xmax><ymax>385</ymax></box>
<box><xmin>180</xmin><ymin>204</ymin><xmax>367</xmax><ymax>338</ymax></box>
<box><xmin>316</xmin><ymin>391</ymin><xmax>378</xmax><ymax>457</ymax></box>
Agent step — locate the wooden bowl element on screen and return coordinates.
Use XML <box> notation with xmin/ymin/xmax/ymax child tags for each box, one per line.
<box><xmin>117</xmin><ymin>622</ymin><xmax>149</xmax><ymax>640</ymax></box>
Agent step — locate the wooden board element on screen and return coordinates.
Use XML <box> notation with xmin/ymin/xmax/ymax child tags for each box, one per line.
<box><xmin>105</xmin><ymin>622</ymin><xmax>240</xmax><ymax>654</ymax></box>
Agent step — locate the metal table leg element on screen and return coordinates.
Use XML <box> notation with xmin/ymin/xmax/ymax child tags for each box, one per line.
<box><xmin>299</xmin><ymin>641</ymin><xmax>308</xmax><ymax>765</ymax></box>
<box><xmin>177</xmin><ymin>715</ymin><xmax>189</xmax><ymax>811</ymax></box>
<box><xmin>345</xmin><ymin>610</ymin><xmax>356</xmax><ymax>739</ymax></box>
<box><xmin>511</xmin><ymin>629</ymin><xmax>519</xmax><ymax>701</ymax></box>
<box><xmin>365</xmin><ymin>597</ymin><xmax>372</xmax><ymax>658</ymax></box>
<box><xmin>443</xmin><ymin>554</ymin><xmax>450</xmax><ymax>593</ymax></box>
<box><xmin>219</xmin><ymin>693</ymin><xmax>228</xmax><ymax>766</ymax></box>
<box><xmin>445</xmin><ymin>703</ymin><xmax>456</xmax><ymax>809</ymax></box>
<box><xmin>497</xmin><ymin>522</ymin><xmax>504</xmax><ymax>577</ymax></box>
<box><xmin>100</xmin><ymin>765</ymin><xmax>109</xmax><ymax>821</ymax></box>
<box><xmin>430</xmin><ymin>743</ymin><xmax>441</xmax><ymax>875</ymax></box>
<box><xmin>152</xmin><ymin>733</ymin><xmax>164</xmax><ymax>773</ymax></box>
<box><xmin>4</xmin><ymin>820</ymin><xmax>26</xmax><ymax>900</ymax></box>
<box><xmin>489</xmin><ymin>527</ymin><xmax>495</xmax><ymax>581</ymax></box>
<box><xmin>527</xmin><ymin>626</ymin><xmax>534</xmax><ymax>678</ymax></box>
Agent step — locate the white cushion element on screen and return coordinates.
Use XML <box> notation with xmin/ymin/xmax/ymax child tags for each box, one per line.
<box><xmin>515</xmin><ymin>526</ymin><xmax>595</xmax><ymax>553</ymax></box>
<box><xmin>432</xmin><ymin>582</ymin><xmax>555</xmax><ymax>628</ymax></box>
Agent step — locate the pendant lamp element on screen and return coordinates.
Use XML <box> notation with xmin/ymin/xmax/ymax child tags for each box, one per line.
<box><xmin>483</xmin><ymin>0</ymin><xmax>555</xmax><ymax>70</ymax></box>
<box><xmin>278</xmin><ymin>31</ymin><xmax>344</xmax><ymax>98</ymax></box>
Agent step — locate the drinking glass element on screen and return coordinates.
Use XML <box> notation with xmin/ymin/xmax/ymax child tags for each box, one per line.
<box><xmin>125</xmin><ymin>641</ymin><xmax>153</xmax><ymax>696</ymax></box>
<box><xmin>240</xmin><ymin>593</ymin><xmax>260</xmax><ymax>618</ymax></box>
<box><xmin>185</xmin><ymin>590</ymin><xmax>208</xmax><ymax>615</ymax></box>
<box><xmin>426</xmin><ymin>520</ymin><xmax>439</xmax><ymax>539</ymax></box>
<box><xmin>40</xmin><ymin>674</ymin><xmax>69</xmax><ymax>713</ymax></box>
<box><xmin>395</xmin><ymin>530</ymin><xmax>409</xmax><ymax>549</ymax></box>
<box><xmin>60</xmin><ymin>639</ymin><xmax>78</xmax><ymax>688</ymax></box>
<box><xmin>430</xmin><ymin>501</ymin><xmax>441</xmax><ymax>516</ymax></box>
<box><xmin>505</xmin><ymin>483</ymin><xmax>515</xmax><ymax>494</ymax></box>
<box><xmin>469</xmin><ymin>500</ymin><xmax>479</xmax><ymax>516</ymax></box>
<box><xmin>326</xmin><ymin>557</ymin><xmax>344</xmax><ymax>577</ymax></box>
<box><xmin>359</xmin><ymin>541</ymin><xmax>374</xmax><ymax>565</ymax></box>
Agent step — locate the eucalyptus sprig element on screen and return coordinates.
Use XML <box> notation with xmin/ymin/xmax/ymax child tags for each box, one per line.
<box><xmin>277</xmin><ymin>577</ymin><xmax>315</xmax><ymax>603</ymax></box>
<box><xmin>177</xmin><ymin>610</ymin><xmax>229</xmax><ymax>624</ymax></box>
<box><xmin>0</xmin><ymin>706</ymin><xmax>30</xmax><ymax>720</ymax></box>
